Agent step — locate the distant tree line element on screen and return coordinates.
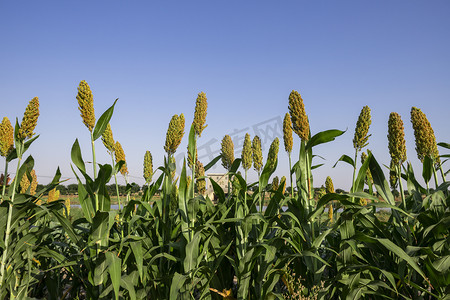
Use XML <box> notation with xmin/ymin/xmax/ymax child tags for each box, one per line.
<box><xmin>36</xmin><ymin>183</ymin><xmax>142</xmax><ymax>196</ymax></box>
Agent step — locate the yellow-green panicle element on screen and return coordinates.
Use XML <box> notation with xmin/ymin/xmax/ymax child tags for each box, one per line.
<box><xmin>193</xmin><ymin>92</ymin><xmax>208</xmax><ymax>137</ymax></box>
<box><xmin>0</xmin><ymin>117</ymin><xmax>14</xmax><ymax>157</ymax></box>
<box><xmin>115</xmin><ymin>141</ymin><xmax>128</xmax><ymax>176</ymax></box>
<box><xmin>18</xmin><ymin>97</ymin><xmax>40</xmax><ymax>140</ymax></box>
<box><xmin>283</xmin><ymin>113</ymin><xmax>293</xmax><ymax>153</ymax></box>
<box><xmin>325</xmin><ymin>176</ymin><xmax>334</xmax><ymax>194</ymax></box>
<box><xmin>20</xmin><ymin>169</ymin><xmax>38</xmax><ymax>195</ymax></box>
<box><xmin>221</xmin><ymin>135</ymin><xmax>234</xmax><ymax>171</ymax></box>
<box><xmin>288</xmin><ymin>90</ymin><xmax>309</xmax><ymax>141</ymax></box>
<box><xmin>267</xmin><ymin>137</ymin><xmax>280</xmax><ymax>171</ymax></box>
<box><xmin>410</xmin><ymin>107</ymin><xmax>440</xmax><ymax>164</ymax></box>
<box><xmin>101</xmin><ymin>123</ymin><xmax>115</xmax><ymax>154</ymax></box>
<box><xmin>388</xmin><ymin>112</ymin><xmax>407</xmax><ymax>166</ymax></box>
<box><xmin>76</xmin><ymin>81</ymin><xmax>95</xmax><ymax>132</ymax></box>
<box><xmin>164</xmin><ymin>114</ymin><xmax>185</xmax><ymax>156</ymax></box>
<box><xmin>195</xmin><ymin>160</ymin><xmax>206</xmax><ymax>195</ymax></box>
<box><xmin>143</xmin><ymin>150</ymin><xmax>153</xmax><ymax>184</ymax></box>
<box><xmin>353</xmin><ymin>106</ymin><xmax>371</xmax><ymax>151</ymax></box>
<box><xmin>241</xmin><ymin>133</ymin><xmax>252</xmax><ymax>171</ymax></box>
<box><xmin>252</xmin><ymin>135</ymin><xmax>263</xmax><ymax>174</ymax></box>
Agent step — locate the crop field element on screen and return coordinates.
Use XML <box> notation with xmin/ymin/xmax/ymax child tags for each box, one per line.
<box><xmin>0</xmin><ymin>82</ymin><xmax>449</xmax><ymax>299</ymax></box>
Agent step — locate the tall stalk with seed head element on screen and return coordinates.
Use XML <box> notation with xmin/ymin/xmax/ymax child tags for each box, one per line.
<box><xmin>283</xmin><ymin>113</ymin><xmax>294</xmax><ymax>198</ymax></box>
<box><xmin>263</xmin><ymin>137</ymin><xmax>279</xmax><ymax>211</ymax></box>
<box><xmin>221</xmin><ymin>135</ymin><xmax>234</xmax><ymax>195</ymax></box>
<box><xmin>410</xmin><ymin>107</ymin><xmax>443</xmax><ymax>187</ymax></box>
<box><xmin>102</xmin><ymin>123</ymin><xmax>122</xmax><ymax>208</ymax></box>
<box><xmin>241</xmin><ymin>133</ymin><xmax>252</xmax><ymax>183</ymax></box>
<box><xmin>76</xmin><ymin>80</ymin><xmax>100</xmax><ymax>210</ymax></box>
<box><xmin>0</xmin><ymin>117</ymin><xmax>14</xmax><ymax>201</ymax></box>
<box><xmin>252</xmin><ymin>136</ymin><xmax>263</xmax><ymax>179</ymax></box>
<box><xmin>288</xmin><ymin>90</ymin><xmax>311</xmax><ymax>203</ymax></box>
<box><xmin>352</xmin><ymin>106</ymin><xmax>371</xmax><ymax>196</ymax></box>
<box><xmin>388</xmin><ymin>112</ymin><xmax>407</xmax><ymax>207</ymax></box>
<box><xmin>191</xmin><ymin>92</ymin><xmax>207</xmax><ymax>200</ymax></box>
<box><xmin>1</xmin><ymin>97</ymin><xmax>39</xmax><ymax>287</ymax></box>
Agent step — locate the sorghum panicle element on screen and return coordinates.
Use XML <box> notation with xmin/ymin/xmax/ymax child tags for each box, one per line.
<box><xmin>272</xmin><ymin>176</ymin><xmax>279</xmax><ymax>191</ymax></box>
<box><xmin>252</xmin><ymin>135</ymin><xmax>263</xmax><ymax>173</ymax></box>
<box><xmin>195</xmin><ymin>160</ymin><xmax>206</xmax><ymax>195</ymax></box>
<box><xmin>389</xmin><ymin>159</ymin><xmax>398</xmax><ymax>190</ymax></box>
<box><xmin>101</xmin><ymin>123</ymin><xmax>115</xmax><ymax>154</ymax></box>
<box><xmin>18</xmin><ymin>97</ymin><xmax>40</xmax><ymax>140</ymax></box>
<box><xmin>241</xmin><ymin>133</ymin><xmax>252</xmax><ymax>171</ymax></box>
<box><xmin>193</xmin><ymin>92</ymin><xmax>207</xmax><ymax>137</ymax></box>
<box><xmin>76</xmin><ymin>81</ymin><xmax>95</xmax><ymax>132</ymax></box>
<box><xmin>221</xmin><ymin>135</ymin><xmax>234</xmax><ymax>171</ymax></box>
<box><xmin>164</xmin><ymin>114</ymin><xmax>185</xmax><ymax>156</ymax></box>
<box><xmin>187</xmin><ymin>144</ymin><xmax>198</xmax><ymax>169</ymax></box>
<box><xmin>410</xmin><ymin>107</ymin><xmax>440</xmax><ymax>164</ymax></box>
<box><xmin>361</xmin><ymin>151</ymin><xmax>373</xmax><ymax>184</ymax></box>
<box><xmin>388</xmin><ymin>112</ymin><xmax>407</xmax><ymax>166</ymax></box>
<box><xmin>281</xmin><ymin>176</ymin><xmax>287</xmax><ymax>195</ymax></box>
<box><xmin>325</xmin><ymin>176</ymin><xmax>334</xmax><ymax>194</ymax></box>
<box><xmin>283</xmin><ymin>113</ymin><xmax>293</xmax><ymax>153</ymax></box>
<box><xmin>353</xmin><ymin>106</ymin><xmax>371</xmax><ymax>151</ymax></box>
<box><xmin>20</xmin><ymin>169</ymin><xmax>38</xmax><ymax>195</ymax></box>
<box><xmin>267</xmin><ymin>137</ymin><xmax>280</xmax><ymax>171</ymax></box>
<box><xmin>0</xmin><ymin>117</ymin><xmax>14</xmax><ymax>157</ymax></box>
<box><xmin>143</xmin><ymin>150</ymin><xmax>153</xmax><ymax>184</ymax></box>
<box><xmin>288</xmin><ymin>90</ymin><xmax>309</xmax><ymax>141</ymax></box>
<box><xmin>115</xmin><ymin>141</ymin><xmax>128</xmax><ymax>175</ymax></box>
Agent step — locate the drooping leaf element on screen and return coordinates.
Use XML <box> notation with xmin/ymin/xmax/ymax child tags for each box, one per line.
<box><xmin>92</xmin><ymin>98</ymin><xmax>118</xmax><ymax>141</ymax></box>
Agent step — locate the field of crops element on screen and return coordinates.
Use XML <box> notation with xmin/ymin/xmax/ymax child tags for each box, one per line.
<box><xmin>0</xmin><ymin>81</ymin><xmax>449</xmax><ymax>299</ymax></box>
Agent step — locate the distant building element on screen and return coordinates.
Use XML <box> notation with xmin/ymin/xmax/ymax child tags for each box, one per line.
<box><xmin>206</xmin><ymin>173</ymin><xmax>228</xmax><ymax>200</ymax></box>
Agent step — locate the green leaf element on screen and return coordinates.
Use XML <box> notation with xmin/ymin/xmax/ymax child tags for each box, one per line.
<box><xmin>71</xmin><ymin>139</ymin><xmax>86</xmax><ymax>173</ymax></box>
<box><xmin>106</xmin><ymin>251</ymin><xmax>122</xmax><ymax>300</ymax></box>
<box><xmin>306</xmin><ymin>129</ymin><xmax>345</xmax><ymax>151</ymax></box>
<box><xmin>170</xmin><ymin>272</ymin><xmax>187</xmax><ymax>300</ymax></box>
<box><xmin>184</xmin><ymin>232</ymin><xmax>200</xmax><ymax>273</ymax></box>
<box><xmin>376</xmin><ymin>238</ymin><xmax>429</xmax><ymax>283</ymax></box>
<box><xmin>130</xmin><ymin>241</ymin><xmax>143</xmax><ymax>281</ymax></box>
<box><xmin>93</xmin><ymin>98</ymin><xmax>118</xmax><ymax>141</ymax></box>
<box><xmin>90</xmin><ymin>211</ymin><xmax>110</xmax><ymax>249</ymax></box>
<box><xmin>368</xmin><ymin>155</ymin><xmax>395</xmax><ymax>206</ymax></box>
<box><xmin>422</xmin><ymin>155</ymin><xmax>432</xmax><ymax>184</ymax></box>
<box><xmin>333</xmin><ymin>154</ymin><xmax>355</xmax><ymax>168</ymax></box>
<box><xmin>204</xmin><ymin>154</ymin><xmax>221</xmax><ymax>171</ymax></box>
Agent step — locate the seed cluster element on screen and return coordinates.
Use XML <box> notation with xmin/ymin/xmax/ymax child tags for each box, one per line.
<box><xmin>195</xmin><ymin>160</ymin><xmax>206</xmax><ymax>195</ymax></box>
<box><xmin>164</xmin><ymin>114</ymin><xmax>185</xmax><ymax>156</ymax></box>
<box><xmin>115</xmin><ymin>141</ymin><xmax>128</xmax><ymax>175</ymax></box>
<box><xmin>143</xmin><ymin>150</ymin><xmax>153</xmax><ymax>184</ymax></box>
<box><xmin>0</xmin><ymin>117</ymin><xmax>14</xmax><ymax>157</ymax></box>
<box><xmin>101</xmin><ymin>123</ymin><xmax>115</xmax><ymax>154</ymax></box>
<box><xmin>410</xmin><ymin>107</ymin><xmax>440</xmax><ymax>164</ymax></box>
<box><xmin>241</xmin><ymin>133</ymin><xmax>252</xmax><ymax>171</ymax></box>
<box><xmin>18</xmin><ymin>97</ymin><xmax>40</xmax><ymax>140</ymax></box>
<box><xmin>288</xmin><ymin>90</ymin><xmax>309</xmax><ymax>141</ymax></box>
<box><xmin>252</xmin><ymin>136</ymin><xmax>263</xmax><ymax>174</ymax></box>
<box><xmin>325</xmin><ymin>176</ymin><xmax>334</xmax><ymax>194</ymax></box>
<box><xmin>76</xmin><ymin>81</ymin><xmax>95</xmax><ymax>132</ymax></box>
<box><xmin>20</xmin><ymin>169</ymin><xmax>38</xmax><ymax>195</ymax></box>
<box><xmin>267</xmin><ymin>137</ymin><xmax>279</xmax><ymax>171</ymax></box>
<box><xmin>221</xmin><ymin>135</ymin><xmax>234</xmax><ymax>171</ymax></box>
<box><xmin>388</xmin><ymin>112</ymin><xmax>407</xmax><ymax>166</ymax></box>
<box><xmin>193</xmin><ymin>92</ymin><xmax>208</xmax><ymax>137</ymax></box>
<box><xmin>283</xmin><ymin>113</ymin><xmax>293</xmax><ymax>153</ymax></box>
<box><xmin>353</xmin><ymin>106</ymin><xmax>371</xmax><ymax>151</ymax></box>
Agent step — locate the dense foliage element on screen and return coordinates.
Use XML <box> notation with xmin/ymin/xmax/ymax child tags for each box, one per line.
<box><xmin>0</xmin><ymin>86</ymin><xmax>449</xmax><ymax>299</ymax></box>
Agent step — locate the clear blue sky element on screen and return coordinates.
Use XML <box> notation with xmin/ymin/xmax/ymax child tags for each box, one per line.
<box><xmin>1</xmin><ymin>1</ymin><xmax>449</xmax><ymax>190</ymax></box>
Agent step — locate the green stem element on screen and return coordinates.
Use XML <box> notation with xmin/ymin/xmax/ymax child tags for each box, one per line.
<box><xmin>397</xmin><ymin>164</ymin><xmax>406</xmax><ymax>210</ymax></box>
<box><xmin>111</xmin><ymin>153</ymin><xmax>121</xmax><ymax>210</ymax></box>
<box><xmin>439</xmin><ymin>165</ymin><xmax>447</xmax><ymax>183</ymax></box>
<box><xmin>351</xmin><ymin>150</ymin><xmax>358</xmax><ymax>202</ymax></box>
<box><xmin>0</xmin><ymin>147</ymin><xmax>23</xmax><ymax>286</ymax></box>
<box><xmin>1</xmin><ymin>160</ymin><xmax>9</xmax><ymax>202</ymax></box>
<box><xmin>432</xmin><ymin>165</ymin><xmax>439</xmax><ymax>190</ymax></box>
<box><xmin>90</xmin><ymin>131</ymin><xmax>98</xmax><ymax>211</ymax></box>
<box><xmin>190</xmin><ymin>136</ymin><xmax>197</xmax><ymax>242</ymax></box>
<box><xmin>288</xmin><ymin>152</ymin><xmax>293</xmax><ymax>199</ymax></box>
